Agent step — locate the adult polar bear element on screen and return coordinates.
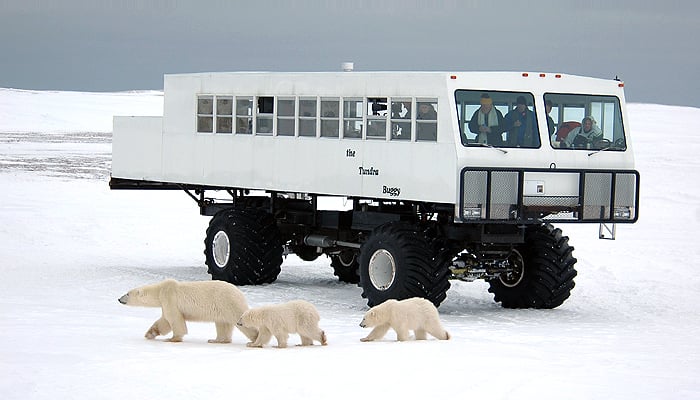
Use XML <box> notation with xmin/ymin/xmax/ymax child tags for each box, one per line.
<box><xmin>118</xmin><ymin>279</ymin><xmax>257</xmax><ymax>343</ymax></box>
<box><xmin>360</xmin><ymin>297</ymin><xmax>450</xmax><ymax>342</ymax></box>
<box><xmin>237</xmin><ymin>300</ymin><xmax>327</xmax><ymax>348</ymax></box>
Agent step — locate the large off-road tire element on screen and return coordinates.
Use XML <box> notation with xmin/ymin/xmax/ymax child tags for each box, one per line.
<box><xmin>487</xmin><ymin>223</ymin><xmax>577</xmax><ymax>309</ymax></box>
<box><xmin>330</xmin><ymin>250</ymin><xmax>360</xmax><ymax>284</ymax></box>
<box><xmin>204</xmin><ymin>208</ymin><xmax>283</xmax><ymax>285</ymax></box>
<box><xmin>359</xmin><ymin>222</ymin><xmax>450</xmax><ymax>307</ymax></box>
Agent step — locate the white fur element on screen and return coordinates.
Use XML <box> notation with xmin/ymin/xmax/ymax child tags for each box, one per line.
<box><xmin>359</xmin><ymin>297</ymin><xmax>450</xmax><ymax>342</ymax></box>
<box><xmin>237</xmin><ymin>300</ymin><xmax>327</xmax><ymax>348</ymax></box>
<box><xmin>118</xmin><ymin>279</ymin><xmax>257</xmax><ymax>343</ymax></box>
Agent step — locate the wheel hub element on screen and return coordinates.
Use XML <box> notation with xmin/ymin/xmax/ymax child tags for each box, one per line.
<box><xmin>499</xmin><ymin>249</ymin><xmax>525</xmax><ymax>287</ymax></box>
<box><xmin>368</xmin><ymin>249</ymin><xmax>396</xmax><ymax>291</ymax></box>
<box><xmin>212</xmin><ymin>230</ymin><xmax>231</xmax><ymax>268</ymax></box>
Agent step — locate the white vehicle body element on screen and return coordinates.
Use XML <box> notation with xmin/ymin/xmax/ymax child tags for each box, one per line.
<box><xmin>111</xmin><ymin>71</ymin><xmax>639</xmax><ymax>309</ymax></box>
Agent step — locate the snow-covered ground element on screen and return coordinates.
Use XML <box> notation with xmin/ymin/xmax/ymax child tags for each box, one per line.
<box><xmin>1</xmin><ymin>88</ymin><xmax>699</xmax><ymax>399</ymax></box>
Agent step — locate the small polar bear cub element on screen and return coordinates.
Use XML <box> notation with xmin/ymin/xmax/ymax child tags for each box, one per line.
<box><xmin>360</xmin><ymin>297</ymin><xmax>451</xmax><ymax>342</ymax></box>
<box><xmin>118</xmin><ymin>279</ymin><xmax>258</xmax><ymax>344</ymax></box>
<box><xmin>237</xmin><ymin>300</ymin><xmax>327</xmax><ymax>348</ymax></box>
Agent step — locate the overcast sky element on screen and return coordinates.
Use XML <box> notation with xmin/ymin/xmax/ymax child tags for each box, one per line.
<box><xmin>1</xmin><ymin>0</ymin><xmax>698</xmax><ymax>107</ymax></box>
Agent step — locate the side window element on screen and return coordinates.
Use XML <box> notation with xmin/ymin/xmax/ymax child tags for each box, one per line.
<box><xmin>416</xmin><ymin>99</ymin><xmax>438</xmax><ymax>141</ymax></box>
<box><xmin>197</xmin><ymin>96</ymin><xmax>214</xmax><ymax>133</ymax></box>
<box><xmin>277</xmin><ymin>97</ymin><xmax>295</xmax><ymax>136</ymax></box>
<box><xmin>320</xmin><ymin>98</ymin><xmax>340</xmax><ymax>138</ymax></box>
<box><xmin>236</xmin><ymin>97</ymin><xmax>252</xmax><ymax>134</ymax></box>
<box><xmin>216</xmin><ymin>96</ymin><xmax>233</xmax><ymax>134</ymax></box>
<box><xmin>256</xmin><ymin>96</ymin><xmax>273</xmax><ymax>135</ymax></box>
<box><xmin>366</xmin><ymin>97</ymin><xmax>388</xmax><ymax>139</ymax></box>
<box><xmin>343</xmin><ymin>98</ymin><xmax>363</xmax><ymax>139</ymax></box>
<box><xmin>390</xmin><ymin>98</ymin><xmax>411</xmax><ymax>141</ymax></box>
<box><xmin>298</xmin><ymin>97</ymin><xmax>317</xmax><ymax>137</ymax></box>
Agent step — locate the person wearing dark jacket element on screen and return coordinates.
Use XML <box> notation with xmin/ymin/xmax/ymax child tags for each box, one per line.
<box><xmin>504</xmin><ymin>96</ymin><xmax>538</xmax><ymax>147</ymax></box>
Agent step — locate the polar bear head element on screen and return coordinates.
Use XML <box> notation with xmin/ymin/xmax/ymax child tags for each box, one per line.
<box><xmin>118</xmin><ymin>281</ymin><xmax>168</xmax><ymax>307</ymax></box>
<box><xmin>359</xmin><ymin>299</ymin><xmax>398</xmax><ymax>328</ymax></box>
<box><xmin>236</xmin><ymin>309</ymin><xmax>258</xmax><ymax>329</ymax></box>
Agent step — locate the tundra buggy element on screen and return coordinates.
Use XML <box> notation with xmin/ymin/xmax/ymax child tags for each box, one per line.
<box><xmin>110</xmin><ymin>71</ymin><xmax>639</xmax><ymax>308</ymax></box>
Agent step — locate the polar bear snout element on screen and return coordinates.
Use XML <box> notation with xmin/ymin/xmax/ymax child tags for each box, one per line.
<box><xmin>118</xmin><ymin>294</ymin><xmax>129</xmax><ymax>304</ymax></box>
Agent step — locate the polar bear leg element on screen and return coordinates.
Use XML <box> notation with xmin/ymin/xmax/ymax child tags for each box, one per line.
<box><xmin>274</xmin><ymin>332</ymin><xmax>289</xmax><ymax>348</ymax></box>
<box><xmin>208</xmin><ymin>322</ymin><xmax>233</xmax><ymax>343</ymax></box>
<box><xmin>164</xmin><ymin>311</ymin><xmax>187</xmax><ymax>342</ymax></box>
<box><xmin>415</xmin><ymin>329</ymin><xmax>427</xmax><ymax>340</ymax></box>
<box><xmin>145</xmin><ymin>317</ymin><xmax>172</xmax><ymax>339</ymax></box>
<box><xmin>394</xmin><ymin>326</ymin><xmax>411</xmax><ymax>341</ymax></box>
<box><xmin>299</xmin><ymin>335</ymin><xmax>313</xmax><ymax>346</ymax></box>
<box><xmin>361</xmin><ymin>323</ymin><xmax>390</xmax><ymax>342</ymax></box>
<box><xmin>427</xmin><ymin>326</ymin><xmax>450</xmax><ymax>340</ymax></box>
<box><xmin>248</xmin><ymin>327</ymin><xmax>271</xmax><ymax>348</ymax></box>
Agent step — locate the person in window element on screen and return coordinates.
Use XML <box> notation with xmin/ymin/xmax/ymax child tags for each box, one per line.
<box><xmin>504</xmin><ymin>96</ymin><xmax>537</xmax><ymax>147</ymax></box>
<box><xmin>468</xmin><ymin>94</ymin><xmax>504</xmax><ymax>145</ymax></box>
<box><xmin>545</xmin><ymin>99</ymin><xmax>556</xmax><ymax>137</ymax></box>
<box><xmin>417</xmin><ymin>103</ymin><xmax>437</xmax><ymax>120</ymax></box>
<box><xmin>416</xmin><ymin>103</ymin><xmax>437</xmax><ymax>140</ymax></box>
<box><xmin>562</xmin><ymin>116</ymin><xmax>603</xmax><ymax>148</ymax></box>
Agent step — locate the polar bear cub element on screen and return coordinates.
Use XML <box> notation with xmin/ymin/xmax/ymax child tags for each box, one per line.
<box><xmin>360</xmin><ymin>297</ymin><xmax>450</xmax><ymax>342</ymax></box>
<box><xmin>237</xmin><ymin>300</ymin><xmax>327</xmax><ymax>348</ymax></box>
<box><xmin>118</xmin><ymin>279</ymin><xmax>258</xmax><ymax>343</ymax></box>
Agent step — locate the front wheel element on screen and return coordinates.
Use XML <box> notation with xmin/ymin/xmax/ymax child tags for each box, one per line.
<box><xmin>359</xmin><ymin>222</ymin><xmax>450</xmax><ymax>307</ymax></box>
<box><xmin>487</xmin><ymin>223</ymin><xmax>577</xmax><ymax>309</ymax></box>
<box><xmin>204</xmin><ymin>208</ymin><xmax>283</xmax><ymax>285</ymax></box>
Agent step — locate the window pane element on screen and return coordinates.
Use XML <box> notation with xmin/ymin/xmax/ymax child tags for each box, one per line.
<box><xmin>321</xmin><ymin>99</ymin><xmax>339</xmax><ymax>117</ymax></box>
<box><xmin>198</xmin><ymin>116</ymin><xmax>213</xmax><ymax>133</ymax></box>
<box><xmin>277</xmin><ymin>118</ymin><xmax>295</xmax><ymax>136</ymax></box>
<box><xmin>416</xmin><ymin>122</ymin><xmax>436</xmax><ymax>141</ymax></box>
<box><xmin>455</xmin><ymin>91</ymin><xmax>541</xmax><ymax>148</ymax></box>
<box><xmin>391</xmin><ymin>121</ymin><xmax>411</xmax><ymax>140</ymax></box>
<box><xmin>236</xmin><ymin>117</ymin><xmax>251</xmax><ymax>134</ymax></box>
<box><xmin>217</xmin><ymin>97</ymin><xmax>233</xmax><ymax>115</ymax></box>
<box><xmin>198</xmin><ymin>96</ymin><xmax>213</xmax><ymax>115</ymax></box>
<box><xmin>344</xmin><ymin>98</ymin><xmax>363</xmax><ymax>118</ymax></box>
<box><xmin>391</xmin><ymin>99</ymin><xmax>411</xmax><ymax>119</ymax></box>
<box><xmin>367</xmin><ymin>120</ymin><xmax>386</xmax><ymax>138</ymax></box>
<box><xmin>217</xmin><ymin>116</ymin><xmax>232</xmax><ymax>133</ymax></box>
<box><xmin>299</xmin><ymin>98</ymin><xmax>317</xmax><ymax>117</ymax></box>
<box><xmin>257</xmin><ymin>116</ymin><xmax>273</xmax><ymax>134</ymax></box>
<box><xmin>236</xmin><ymin>98</ymin><xmax>252</xmax><ymax>116</ymax></box>
<box><xmin>416</xmin><ymin>100</ymin><xmax>437</xmax><ymax>120</ymax></box>
<box><xmin>367</xmin><ymin>98</ymin><xmax>388</xmax><ymax>116</ymax></box>
<box><xmin>277</xmin><ymin>98</ymin><xmax>295</xmax><ymax>117</ymax></box>
<box><xmin>257</xmin><ymin>96</ymin><xmax>274</xmax><ymax>114</ymax></box>
<box><xmin>344</xmin><ymin>120</ymin><xmax>362</xmax><ymax>139</ymax></box>
<box><xmin>299</xmin><ymin>119</ymin><xmax>316</xmax><ymax>137</ymax></box>
<box><xmin>545</xmin><ymin>93</ymin><xmax>625</xmax><ymax>151</ymax></box>
<box><xmin>321</xmin><ymin>120</ymin><xmax>339</xmax><ymax>138</ymax></box>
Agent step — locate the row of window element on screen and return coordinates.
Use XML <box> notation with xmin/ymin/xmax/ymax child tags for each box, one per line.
<box><xmin>196</xmin><ymin>96</ymin><xmax>439</xmax><ymax>142</ymax></box>
<box><xmin>455</xmin><ymin>90</ymin><xmax>626</xmax><ymax>151</ymax></box>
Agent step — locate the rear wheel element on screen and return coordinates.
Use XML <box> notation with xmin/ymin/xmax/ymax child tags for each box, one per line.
<box><xmin>204</xmin><ymin>208</ymin><xmax>283</xmax><ymax>285</ymax></box>
<box><xmin>359</xmin><ymin>222</ymin><xmax>450</xmax><ymax>307</ymax></box>
<box><xmin>488</xmin><ymin>223</ymin><xmax>577</xmax><ymax>309</ymax></box>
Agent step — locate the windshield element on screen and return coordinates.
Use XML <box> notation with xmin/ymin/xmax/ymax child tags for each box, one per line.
<box><xmin>455</xmin><ymin>90</ymin><xmax>540</xmax><ymax>149</ymax></box>
<box><xmin>545</xmin><ymin>93</ymin><xmax>626</xmax><ymax>151</ymax></box>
